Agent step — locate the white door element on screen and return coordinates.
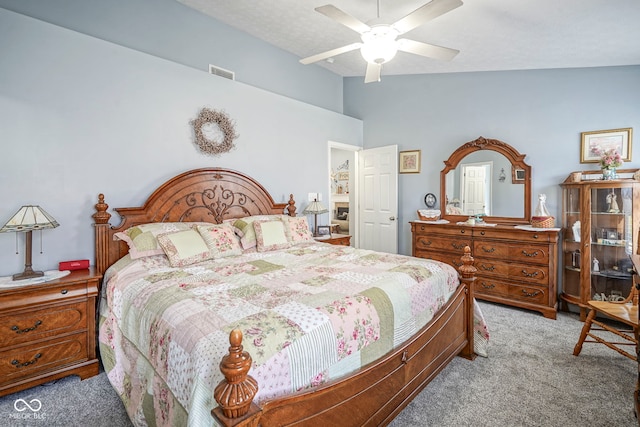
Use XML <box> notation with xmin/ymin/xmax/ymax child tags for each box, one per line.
<box><xmin>358</xmin><ymin>145</ymin><xmax>398</xmax><ymax>253</ymax></box>
<box><xmin>461</xmin><ymin>163</ymin><xmax>489</xmax><ymax>215</ymax></box>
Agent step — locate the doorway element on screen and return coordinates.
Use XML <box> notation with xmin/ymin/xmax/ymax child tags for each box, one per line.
<box><xmin>460</xmin><ymin>161</ymin><xmax>492</xmax><ymax>215</ymax></box>
<box><xmin>328</xmin><ymin>141</ymin><xmax>359</xmax><ymax>247</ymax></box>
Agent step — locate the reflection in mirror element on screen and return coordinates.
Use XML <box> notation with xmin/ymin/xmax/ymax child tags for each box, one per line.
<box><xmin>444</xmin><ymin>151</ymin><xmax>524</xmax><ymax>217</ymax></box>
<box><xmin>440</xmin><ymin>136</ymin><xmax>531</xmax><ymax>224</ymax></box>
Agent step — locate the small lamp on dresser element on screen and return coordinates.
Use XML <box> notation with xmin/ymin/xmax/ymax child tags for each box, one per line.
<box><xmin>0</xmin><ymin>205</ymin><xmax>59</xmax><ymax>280</ymax></box>
<box><xmin>303</xmin><ymin>199</ymin><xmax>329</xmax><ymax>237</ymax></box>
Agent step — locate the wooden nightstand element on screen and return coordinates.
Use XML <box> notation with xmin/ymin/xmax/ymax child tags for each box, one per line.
<box><xmin>315</xmin><ymin>233</ymin><xmax>351</xmax><ymax>246</ymax></box>
<box><xmin>0</xmin><ymin>268</ymin><xmax>101</xmax><ymax>397</ymax></box>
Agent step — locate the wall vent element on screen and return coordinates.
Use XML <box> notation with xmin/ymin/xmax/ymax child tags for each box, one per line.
<box><xmin>208</xmin><ymin>64</ymin><xmax>235</xmax><ymax>80</ymax></box>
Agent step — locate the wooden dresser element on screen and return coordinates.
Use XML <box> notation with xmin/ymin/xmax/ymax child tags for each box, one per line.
<box><xmin>0</xmin><ymin>268</ymin><xmax>101</xmax><ymax>396</ymax></box>
<box><xmin>411</xmin><ymin>221</ymin><xmax>559</xmax><ymax>319</ymax></box>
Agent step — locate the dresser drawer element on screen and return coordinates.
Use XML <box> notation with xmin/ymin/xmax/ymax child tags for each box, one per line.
<box><xmin>413</xmin><ymin>224</ymin><xmax>472</xmax><ymax>237</ymax></box>
<box><xmin>415</xmin><ymin>235</ymin><xmax>471</xmax><ymax>253</ymax></box>
<box><xmin>475</xmin><ymin>277</ymin><xmax>548</xmax><ymax>305</ymax></box>
<box><xmin>507</xmin><ymin>264</ymin><xmax>549</xmax><ymax>285</ymax></box>
<box><xmin>508</xmin><ymin>245</ymin><xmax>551</xmax><ymax>264</ymax></box>
<box><xmin>0</xmin><ymin>333</ymin><xmax>88</xmax><ymax>383</ymax></box>
<box><xmin>475</xmin><ymin>260</ymin><xmax>549</xmax><ymax>285</ymax></box>
<box><xmin>0</xmin><ymin>301</ymin><xmax>88</xmax><ymax>348</ymax></box>
<box><xmin>473</xmin><ymin>228</ymin><xmax>552</xmax><ymax>243</ymax></box>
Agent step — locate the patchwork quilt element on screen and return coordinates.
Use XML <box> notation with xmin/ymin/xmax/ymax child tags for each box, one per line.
<box><xmin>99</xmin><ymin>242</ymin><xmax>489</xmax><ymax>427</ymax></box>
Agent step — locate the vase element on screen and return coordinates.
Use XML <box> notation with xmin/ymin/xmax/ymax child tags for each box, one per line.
<box><xmin>602</xmin><ymin>168</ymin><xmax>617</xmax><ymax>180</ymax></box>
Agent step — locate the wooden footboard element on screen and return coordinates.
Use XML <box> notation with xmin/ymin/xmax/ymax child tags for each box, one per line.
<box><xmin>212</xmin><ymin>247</ymin><xmax>477</xmax><ymax>427</ymax></box>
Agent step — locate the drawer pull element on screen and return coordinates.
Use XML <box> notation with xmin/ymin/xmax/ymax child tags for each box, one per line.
<box><xmin>12</xmin><ymin>353</ymin><xmax>42</xmax><ymax>368</ymax></box>
<box><xmin>522</xmin><ymin>270</ymin><xmax>539</xmax><ymax>278</ymax></box>
<box><xmin>452</xmin><ymin>242</ymin><xmax>466</xmax><ymax>250</ymax></box>
<box><xmin>522</xmin><ymin>289</ymin><xmax>542</xmax><ymax>298</ymax></box>
<box><xmin>419</xmin><ymin>239</ymin><xmax>432</xmax><ymax>246</ymax></box>
<box><xmin>11</xmin><ymin>320</ymin><xmax>42</xmax><ymax>334</ymax></box>
<box><xmin>481</xmin><ymin>246</ymin><xmax>496</xmax><ymax>253</ymax></box>
<box><xmin>533</xmin><ymin>234</ymin><xmax>539</xmax><ymax>239</ymax></box>
<box><xmin>480</xmin><ymin>283</ymin><xmax>496</xmax><ymax>289</ymax></box>
<box><xmin>480</xmin><ymin>231</ymin><xmax>485</xmax><ymax>235</ymax></box>
<box><xmin>460</xmin><ymin>229</ymin><xmax>466</xmax><ymax>234</ymax></box>
<box><xmin>480</xmin><ymin>264</ymin><xmax>495</xmax><ymax>271</ymax></box>
<box><xmin>61</xmin><ymin>289</ymin><xmax>68</xmax><ymax>295</ymax></box>
<box><xmin>522</xmin><ymin>250</ymin><xmax>540</xmax><ymax>258</ymax></box>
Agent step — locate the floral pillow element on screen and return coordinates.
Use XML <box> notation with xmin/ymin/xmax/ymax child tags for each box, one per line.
<box><xmin>232</xmin><ymin>215</ymin><xmax>281</xmax><ymax>250</ymax></box>
<box><xmin>196</xmin><ymin>223</ymin><xmax>243</xmax><ymax>259</ymax></box>
<box><xmin>253</xmin><ymin>219</ymin><xmax>292</xmax><ymax>252</ymax></box>
<box><xmin>156</xmin><ymin>229</ymin><xmax>213</xmax><ymax>267</ymax></box>
<box><xmin>113</xmin><ymin>222</ymin><xmax>207</xmax><ymax>259</ymax></box>
<box><xmin>284</xmin><ymin>216</ymin><xmax>314</xmax><ymax>244</ymax></box>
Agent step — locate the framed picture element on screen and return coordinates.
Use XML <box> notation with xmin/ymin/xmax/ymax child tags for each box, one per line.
<box><xmin>316</xmin><ymin>225</ymin><xmax>332</xmax><ymax>237</ymax></box>
<box><xmin>512</xmin><ymin>168</ymin><xmax>525</xmax><ymax>183</ymax></box>
<box><xmin>580</xmin><ymin>128</ymin><xmax>633</xmax><ymax>163</ymax></box>
<box><xmin>337</xmin><ymin>172</ymin><xmax>349</xmax><ymax>181</ymax></box>
<box><xmin>399</xmin><ymin>150</ymin><xmax>421</xmax><ymax>174</ymax></box>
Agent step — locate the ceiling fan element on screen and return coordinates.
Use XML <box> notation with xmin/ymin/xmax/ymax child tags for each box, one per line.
<box><xmin>300</xmin><ymin>0</ymin><xmax>463</xmax><ymax>83</ymax></box>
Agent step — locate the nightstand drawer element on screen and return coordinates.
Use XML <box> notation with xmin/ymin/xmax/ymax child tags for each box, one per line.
<box><xmin>0</xmin><ymin>333</ymin><xmax>88</xmax><ymax>382</ymax></box>
<box><xmin>0</xmin><ymin>281</ymin><xmax>91</xmax><ymax>311</ymax></box>
<box><xmin>0</xmin><ymin>301</ymin><xmax>88</xmax><ymax>347</ymax></box>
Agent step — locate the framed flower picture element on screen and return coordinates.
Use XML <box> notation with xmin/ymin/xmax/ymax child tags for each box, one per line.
<box><xmin>399</xmin><ymin>150</ymin><xmax>421</xmax><ymax>174</ymax></box>
<box><xmin>580</xmin><ymin>128</ymin><xmax>632</xmax><ymax>163</ymax></box>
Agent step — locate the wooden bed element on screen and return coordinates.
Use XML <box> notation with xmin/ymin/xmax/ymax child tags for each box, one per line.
<box><xmin>93</xmin><ymin>167</ymin><xmax>477</xmax><ymax>427</ymax></box>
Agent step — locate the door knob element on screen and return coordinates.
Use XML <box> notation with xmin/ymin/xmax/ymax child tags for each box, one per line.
<box><xmin>389</xmin><ymin>216</ymin><xmax>396</xmax><ymax>221</ymax></box>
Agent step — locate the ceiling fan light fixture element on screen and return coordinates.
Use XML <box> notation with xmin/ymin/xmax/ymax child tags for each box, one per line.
<box><xmin>360</xmin><ymin>26</ymin><xmax>399</xmax><ymax>64</ymax></box>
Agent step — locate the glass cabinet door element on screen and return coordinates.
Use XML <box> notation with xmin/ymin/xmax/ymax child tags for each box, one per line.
<box><xmin>562</xmin><ymin>186</ymin><xmax>582</xmax><ymax>298</ymax></box>
<box><xmin>589</xmin><ymin>186</ymin><xmax>634</xmax><ymax>301</ymax></box>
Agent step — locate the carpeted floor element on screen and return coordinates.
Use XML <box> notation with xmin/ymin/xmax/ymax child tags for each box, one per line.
<box><xmin>1</xmin><ymin>301</ymin><xmax>636</xmax><ymax>426</ymax></box>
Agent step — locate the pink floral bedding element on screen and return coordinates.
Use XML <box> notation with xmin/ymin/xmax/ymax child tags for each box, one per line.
<box><xmin>99</xmin><ymin>242</ymin><xmax>489</xmax><ymax>426</ymax></box>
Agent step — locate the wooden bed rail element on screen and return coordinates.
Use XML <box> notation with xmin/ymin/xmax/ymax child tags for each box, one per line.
<box><xmin>212</xmin><ymin>246</ymin><xmax>477</xmax><ymax>426</ymax></box>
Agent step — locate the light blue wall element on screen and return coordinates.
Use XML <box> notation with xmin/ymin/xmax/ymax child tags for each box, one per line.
<box><xmin>344</xmin><ymin>67</ymin><xmax>640</xmax><ymax>255</ymax></box>
<box><xmin>0</xmin><ymin>9</ymin><xmax>362</xmax><ymax>276</ymax></box>
<box><xmin>0</xmin><ymin>0</ymin><xmax>344</xmax><ymax>113</ymax></box>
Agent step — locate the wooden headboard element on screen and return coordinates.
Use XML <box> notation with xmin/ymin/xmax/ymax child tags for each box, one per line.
<box><xmin>93</xmin><ymin>168</ymin><xmax>296</xmax><ymax>276</ymax></box>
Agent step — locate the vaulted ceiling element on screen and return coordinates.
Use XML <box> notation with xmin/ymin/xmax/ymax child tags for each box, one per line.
<box><xmin>179</xmin><ymin>0</ymin><xmax>640</xmax><ymax>80</ymax></box>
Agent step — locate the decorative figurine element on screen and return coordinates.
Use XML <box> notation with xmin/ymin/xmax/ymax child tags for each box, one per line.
<box><xmin>606</xmin><ymin>190</ymin><xmax>620</xmax><ymax>213</ymax></box>
<box><xmin>592</xmin><ymin>257</ymin><xmax>599</xmax><ymax>272</ymax></box>
<box><xmin>535</xmin><ymin>193</ymin><xmax>551</xmax><ymax>217</ymax></box>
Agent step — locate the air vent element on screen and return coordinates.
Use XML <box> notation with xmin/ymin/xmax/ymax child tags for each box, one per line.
<box><xmin>208</xmin><ymin>64</ymin><xmax>235</xmax><ymax>80</ymax></box>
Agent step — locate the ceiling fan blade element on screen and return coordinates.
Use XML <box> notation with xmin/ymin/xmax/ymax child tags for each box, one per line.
<box><xmin>364</xmin><ymin>62</ymin><xmax>382</xmax><ymax>83</ymax></box>
<box><xmin>392</xmin><ymin>0</ymin><xmax>463</xmax><ymax>35</ymax></box>
<box><xmin>299</xmin><ymin>42</ymin><xmax>363</xmax><ymax>65</ymax></box>
<box><xmin>315</xmin><ymin>4</ymin><xmax>371</xmax><ymax>34</ymax></box>
<box><xmin>397</xmin><ymin>38</ymin><xmax>459</xmax><ymax>61</ymax></box>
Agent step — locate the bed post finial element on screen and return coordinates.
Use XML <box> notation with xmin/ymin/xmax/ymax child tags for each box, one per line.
<box><xmin>287</xmin><ymin>194</ymin><xmax>297</xmax><ymax>217</ymax></box>
<box><xmin>459</xmin><ymin>246</ymin><xmax>476</xmax><ymax>279</ymax></box>
<box><xmin>93</xmin><ymin>194</ymin><xmax>111</xmax><ymax>224</ymax></box>
<box><xmin>213</xmin><ymin>329</ymin><xmax>260</xmax><ymax>422</ymax></box>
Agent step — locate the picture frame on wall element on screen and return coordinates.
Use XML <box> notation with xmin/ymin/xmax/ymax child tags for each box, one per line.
<box><xmin>399</xmin><ymin>150</ymin><xmax>421</xmax><ymax>174</ymax></box>
<box><xmin>512</xmin><ymin>168</ymin><xmax>526</xmax><ymax>183</ymax></box>
<box><xmin>337</xmin><ymin>172</ymin><xmax>349</xmax><ymax>181</ymax></box>
<box><xmin>580</xmin><ymin>128</ymin><xmax>633</xmax><ymax>163</ymax></box>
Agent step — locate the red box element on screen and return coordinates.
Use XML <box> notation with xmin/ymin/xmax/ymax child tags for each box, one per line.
<box><xmin>59</xmin><ymin>259</ymin><xmax>90</xmax><ymax>271</ymax></box>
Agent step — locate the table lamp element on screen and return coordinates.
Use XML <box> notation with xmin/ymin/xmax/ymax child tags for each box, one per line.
<box><xmin>0</xmin><ymin>205</ymin><xmax>59</xmax><ymax>280</ymax></box>
<box><xmin>303</xmin><ymin>199</ymin><xmax>328</xmax><ymax>237</ymax></box>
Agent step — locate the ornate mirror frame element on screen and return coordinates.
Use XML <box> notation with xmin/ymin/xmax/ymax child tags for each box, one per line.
<box><xmin>440</xmin><ymin>136</ymin><xmax>531</xmax><ymax>224</ymax></box>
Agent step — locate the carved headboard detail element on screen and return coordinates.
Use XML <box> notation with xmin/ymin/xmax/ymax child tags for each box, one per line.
<box><xmin>93</xmin><ymin>168</ymin><xmax>296</xmax><ymax>275</ymax></box>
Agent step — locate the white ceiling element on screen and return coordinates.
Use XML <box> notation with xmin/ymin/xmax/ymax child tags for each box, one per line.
<box><xmin>178</xmin><ymin>0</ymin><xmax>640</xmax><ymax>80</ymax></box>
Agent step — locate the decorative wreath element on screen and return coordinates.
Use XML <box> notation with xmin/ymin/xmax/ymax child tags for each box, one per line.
<box><xmin>190</xmin><ymin>108</ymin><xmax>238</xmax><ymax>156</ymax></box>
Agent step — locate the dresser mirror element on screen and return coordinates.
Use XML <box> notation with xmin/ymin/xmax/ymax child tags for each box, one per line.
<box><xmin>440</xmin><ymin>136</ymin><xmax>531</xmax><ymax>224</ymax></box>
